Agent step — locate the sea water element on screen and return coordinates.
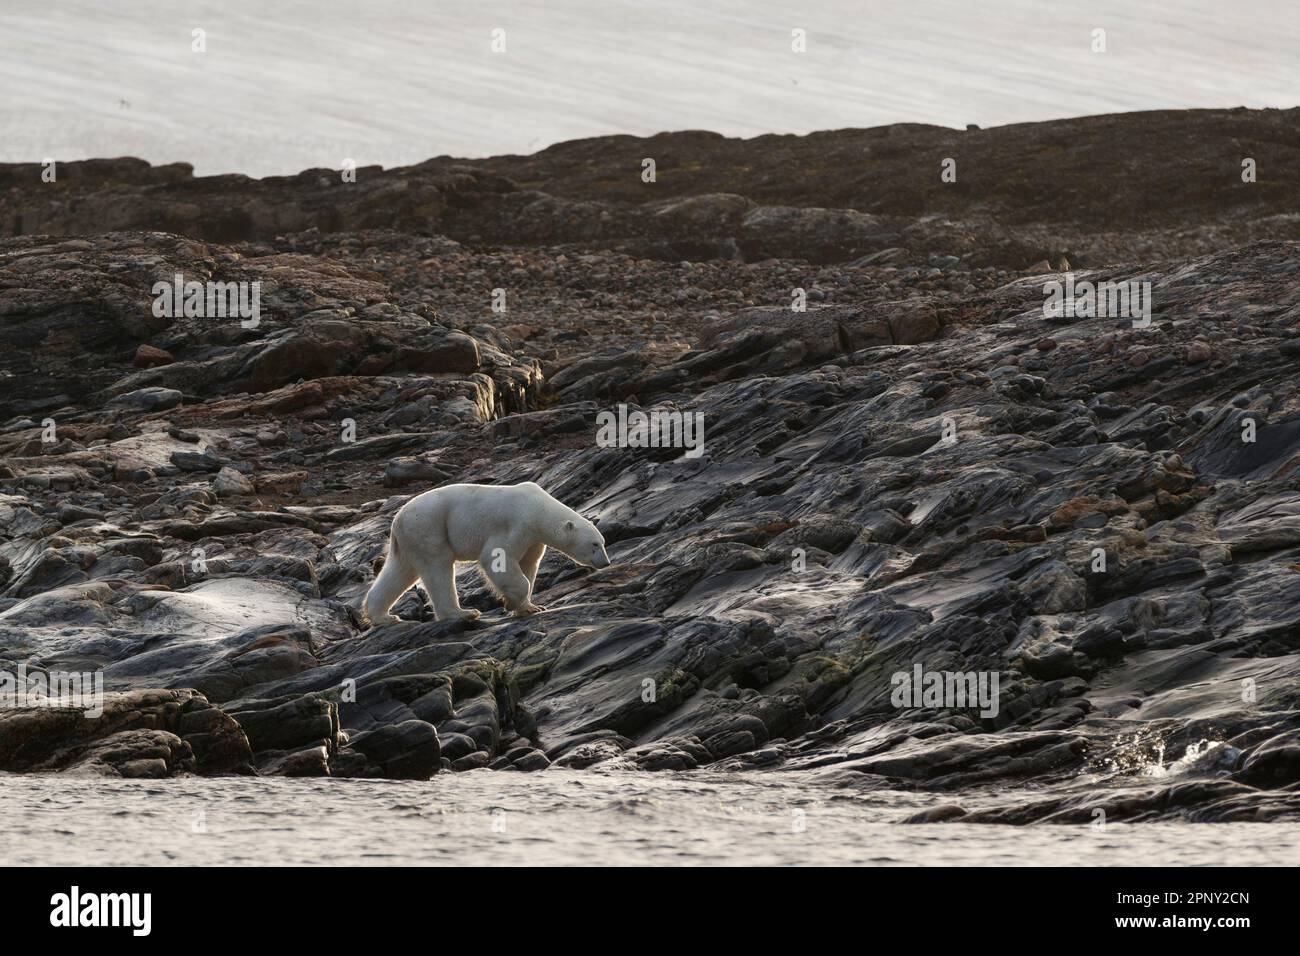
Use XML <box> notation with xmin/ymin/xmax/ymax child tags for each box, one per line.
<box><xmin>3</xmin><ymin>769</ymin><xmax>1297</xmax><ymax>866</ymax></box>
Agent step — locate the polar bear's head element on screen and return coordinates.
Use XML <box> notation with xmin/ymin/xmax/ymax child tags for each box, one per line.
<box><xmin>560</xmin><ymin>516</ymin><xmax>611</xmax><ymax>569</ymax></box>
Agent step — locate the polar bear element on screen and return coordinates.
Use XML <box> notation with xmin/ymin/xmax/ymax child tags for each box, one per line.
<box><xmin>363</xmin><ymin>481</ymin><xmax>610</xmax><ymax>626</ymax></box>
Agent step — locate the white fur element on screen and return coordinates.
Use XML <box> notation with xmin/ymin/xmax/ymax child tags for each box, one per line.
<box><xmin>363</xmin><ymin>481</ymin><xmax>610</xmax><ymax>626</ymax></box>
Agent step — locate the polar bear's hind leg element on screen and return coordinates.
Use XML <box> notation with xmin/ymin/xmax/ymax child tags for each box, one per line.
<box><xmin>422</xmin><ymin>555</ymin><xmax>480</xmax><ymax>622</ymax></box>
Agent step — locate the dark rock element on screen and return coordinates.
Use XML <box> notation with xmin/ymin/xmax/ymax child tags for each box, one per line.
<box><xmin>109</xmin><ymin>387</ymin><xmax>183</xmax><ymax>412</ymax></box>
<box><xmin>451</xmin><ymin>750</ymin><xmax>491</xmax><ymax>772</ymax></box>
<box><xmin>347</xmin><ymin>720</ymin><xmax>441</xmax><ymax>779</ymax></box>
<box><xmin>1237</xmin><ymin>732</ymin><xmax>1300</xmax><ymax>788</ymax></box>
<box><xmin>226</xmin><ymin>695</ymin><xmax>338</xmax><ymax>753</ymax></box>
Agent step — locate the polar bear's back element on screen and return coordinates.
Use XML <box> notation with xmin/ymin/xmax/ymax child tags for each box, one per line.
<box><xmin>392</xmin><ymin>481</ymin><xmax>559</xmax><ymax>562</ymax></box>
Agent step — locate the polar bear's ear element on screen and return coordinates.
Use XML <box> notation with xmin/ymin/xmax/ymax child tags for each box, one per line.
<box><xmin>563</xmin><ymin>519</ymin><xmax>576</xmax><ymax>533</ymax></box>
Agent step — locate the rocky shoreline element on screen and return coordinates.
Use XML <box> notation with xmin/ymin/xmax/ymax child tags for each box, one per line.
<box><xmin>2</xmin><ymin>109</ymin><xmax>1299</xmax><ymax>823</ymax></box>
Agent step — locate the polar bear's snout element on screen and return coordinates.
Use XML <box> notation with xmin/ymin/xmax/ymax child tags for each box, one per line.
<box><xmin>561</xmin><ymin>516</ymin><xmax>611</xmax><ymax>570</ymax></box>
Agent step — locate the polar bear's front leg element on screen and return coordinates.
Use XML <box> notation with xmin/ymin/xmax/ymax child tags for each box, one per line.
<box><xmin>482</xmin><ymin>550</ymin><xmax>542</xmax><ymax>617</ymax></box>
<box><xmin>518</xmin><ymin>543</ymin><xmax>547</xmax><ymax>613</ymax></box>
<box><xmin>419</xmin><ymin>557</ymin><xmax>480</xmax><ymax>622</ymax></box>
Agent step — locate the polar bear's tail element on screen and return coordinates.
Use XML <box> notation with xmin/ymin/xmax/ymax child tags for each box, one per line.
<box><xmin>363</xmin><ymin>522</ymin><xmax>418</xmax><ymax>627</ymax></box>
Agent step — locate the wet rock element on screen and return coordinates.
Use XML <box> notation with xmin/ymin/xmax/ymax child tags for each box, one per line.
<box><xmin>768</xmin><ymin>517</ymin><xmax>860</xmax><ymax>554</ymax></box>
<box><xmin>346</xmin><ymin>719</ymin><xmax>441</xmax><ymax>779</ymax></box>
<box><xmin>551</xmin><ymin>737</ymin><xmax>629</xmax><ymax>769</ymax></box>
<box><xmin>0</xmin><ymin>689</ymin><xmax>250</xmax><ymax>776</ymax></box>
<box><xmin>437</xmin><ymin>731</ymin><xmax>478</xmax><ymax>761</ymax></box>
<box><xmin>510</xmin><ymin>748</ymin><xmax>551</xmax><ymax>771</ymax></box>
<box><xmin>55</xmin><ymin>730</ymin><xmax>193</xmax><ymax>777</ymax></box>
<box><xmin>225</xmin><ymin>695</ymin><xmax>338</xmax><ymax>754</ymax></box>
<box><xmin>451</xmin><ymin>750</ymin><xmax>490</xmax><ymax>771</ymax></box>
<box><xmin>176</xmin><ymin>697</ymin><xmax>255</xmax><ymax>773</ymax></box>
<box><xmin>258</xmin><ymin>743</ymin><xmax>332</xmax><ymax>777</ymax></box>
<box><xmin>904</xmin><ymin>804</ymin><xmax>968</xmax><ymax>824</ymax></box>
<box><xmin>1237</xmin><ymin>731</ymin><xmax>1300</xmax><ymax>788</ymax></box>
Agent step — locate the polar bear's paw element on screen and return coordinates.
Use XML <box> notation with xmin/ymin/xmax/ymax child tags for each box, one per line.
<box><xmin>512</xmin><ymin>602</ymin><xmax>545</xmax><ymax>617</ymax></box>
<box><xmin>367</xmin><ymin>612</ymin><xmax>401</xmax><ymax>629</ymax></box>
<box><xmin>439</xmin><ymin>608</ymin><xmax>480</xmax><ymax>622</ymax></box>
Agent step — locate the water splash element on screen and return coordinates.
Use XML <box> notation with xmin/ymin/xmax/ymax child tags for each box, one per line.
<box><xmin>1098</xmin><ymin>735</ymin><xmax>1240</xmax><ymax>779</ymax></box>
